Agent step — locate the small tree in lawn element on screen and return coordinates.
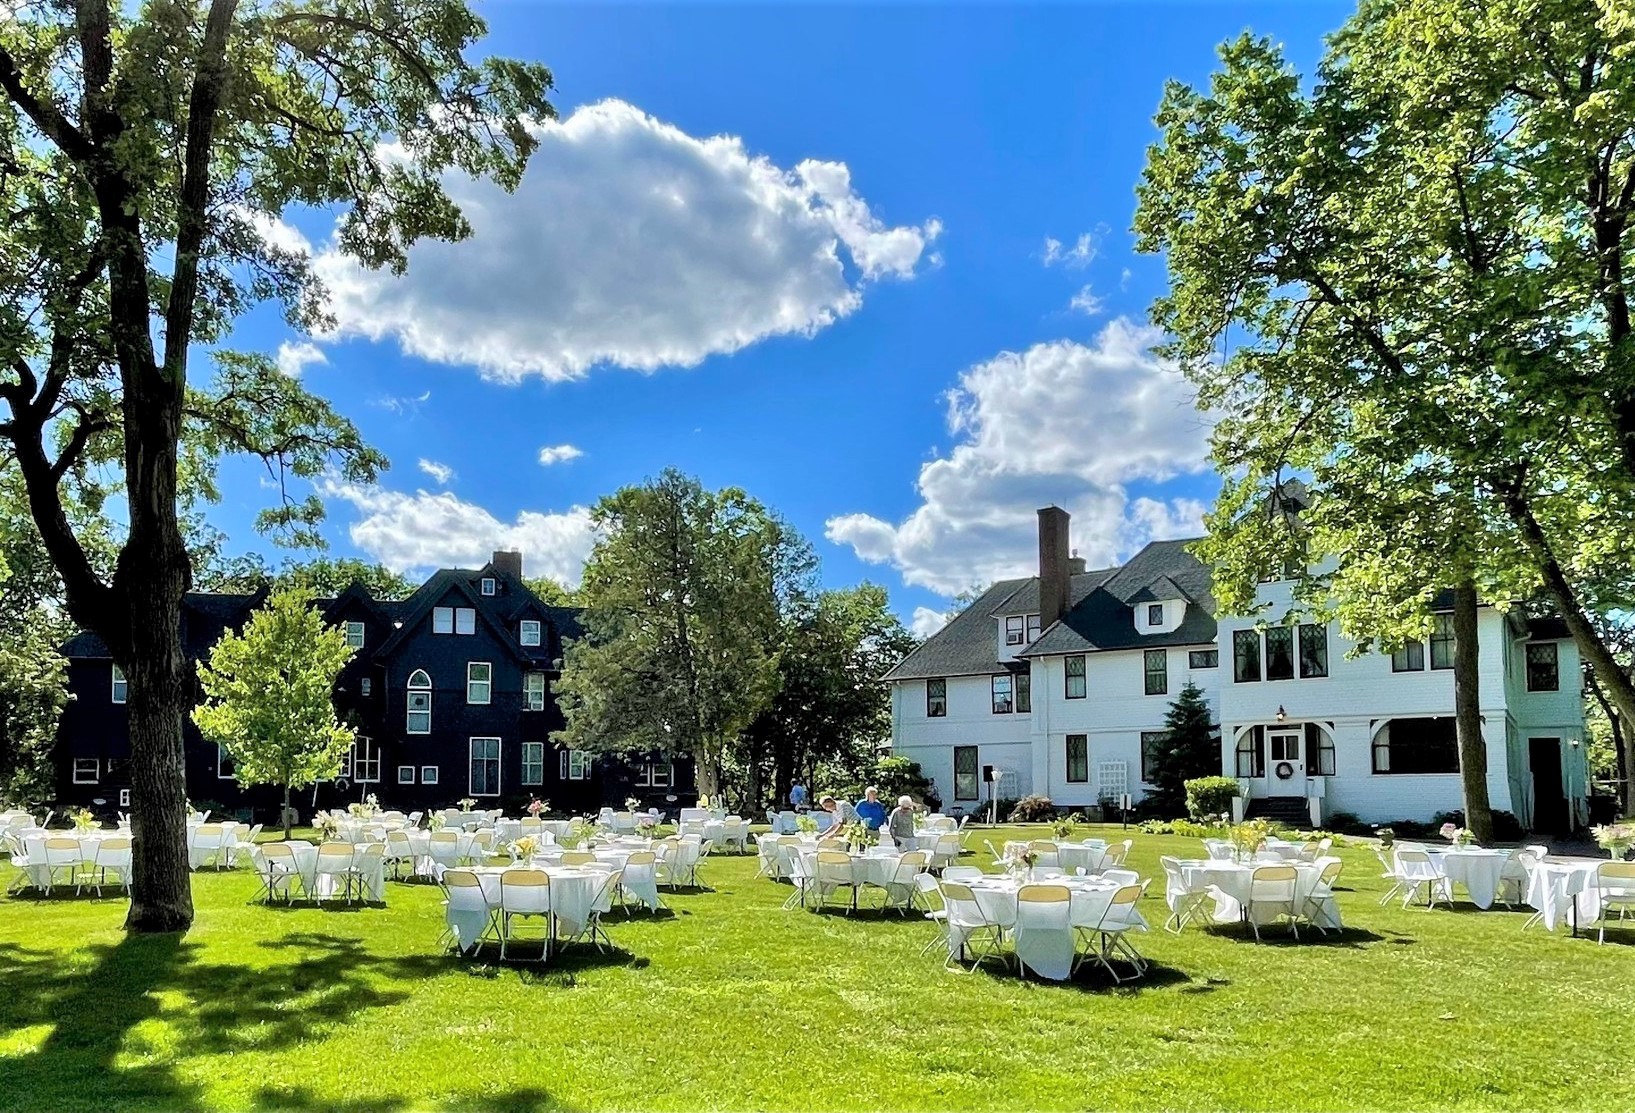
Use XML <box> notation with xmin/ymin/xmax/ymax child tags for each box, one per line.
<box><xmin>194</xmin><ymin>589</ymin><xmax>355</xmax><ymax>838</ymax></box>
<box><xmin>1148</xmin><ymin>683</ymin><xmax>1220</xmax><ymax>817</ymax></box>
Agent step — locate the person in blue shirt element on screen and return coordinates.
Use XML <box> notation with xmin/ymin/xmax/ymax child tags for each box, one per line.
<box><xmin>789</xmin><ymin>782</ymin><xmax>808</xmax><ymax>810</ymax></box>
<box><xmin>854</xmin><ymin>786</ymin><xmax>887</xmax><ymax>831</ymax></box>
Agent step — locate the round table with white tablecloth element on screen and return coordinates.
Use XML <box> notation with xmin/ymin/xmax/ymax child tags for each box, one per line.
<box><xmin>962</xmin><ymin>875</ymin><xmax>1139</xmax><ymax>980</ymax></box>
<box><xmin>273</xmin><ymin>840</ymin><xmax>386</xmax><ymax>901</ymax></box>
<box><xmin>185</xmin><ymin>821</ymin><xmax>242</xmax><ymax>869</ymax></box>
<box><xmin>450</xmin><ymin>864</ymin><xmax>615</xmax><ymax>944</ymax></box>
<box><xmin>1178</xmin><ymin>859</ymin><xmax>1342</xmax><ymax>930</ymax></box>
<box><xmin>1431</xmin><ymin>847</ymin><xmax>1514</xmax><ymax>910</ymax></box>
<box><xmin>1524</xmin><ymin>858</ymin><xmax>1606</xmax><ymax>932</ymax></box>
<box><xmin>403</xmin><ymin>829</ymin><xmax>482</xmax><ymax>871</ymax></box>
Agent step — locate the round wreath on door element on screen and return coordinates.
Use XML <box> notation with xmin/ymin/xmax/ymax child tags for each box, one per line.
<box><xmin>1274</xmin><ymin>761</ymin><xmax>1295</xmax><ymax>780</ymax></box>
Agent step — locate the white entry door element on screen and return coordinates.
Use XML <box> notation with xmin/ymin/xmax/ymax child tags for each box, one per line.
<box><xmin>1265</xmin><ymin>728</ymin><xmax>1306</xmax><ymax>795</ymax></box>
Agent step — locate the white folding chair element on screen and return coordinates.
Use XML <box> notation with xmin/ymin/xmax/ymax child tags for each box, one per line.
<box><xmin>254</xmin><ymin>843</ymin><xmax>305</xmax><ymax>904</ymax></box>
<box><xmin>441</xmin><ymin>869</ymin><xmax>496</xmax><ymax>954</ymax></box>
<box><xmin>1374</xmin><ymin>846</ymin><xmax>1405</xmax><ymax>905</ymax></box>
<box><xmin>1203</xmin><ymin>838</ymin><xmax>1235</xmax><ymax>861</ymax></box>
<box><xmin>618</xmin><ymin>851</ymin><xmax>663</xmax><ymax>913</ymax></box>
<box><xmin>229</xmin><ymin>824</ymin><xmax>264</xmax><ymax>869</ymax></box>
<box><xmin>560</xmin><ymin>868</ymin><xmax>621</xmax><ymax>952</ymax></box>
<box><xmin>1088</xmin><ymin>883</ymin><xmax>1149</xmax><ymax>982</ymax></box>
<box><xmin>428</xmin><ymin>831</ymin><xmax>465</xmax><ymax>874</ymax></box>
<box><xmin>1159</xmin><ymin>855</ymin><xmax>1209</xmax><ymax>933</ymax></box>
<box><xmin>383</xmin><ymin>830</ymin><xmax>416</xmax><ymax>881</ymax></box>
<box><xmin>1028</xmin><ymin>840</ymin><xmax>1061</xmax><ymax>869</ymax></box>
<box><xmin>91</xmin><ymin>837</ymin><xmax>134</xmax><ymax>896</ymax></box>
<box><xmin>1592</xmin><ymin>862</ymin><xmax>1635</xmax><ymax>944</ymax></box>
<box><xmin>754</xmin><ymin>834</ymin><xmax>783</xmax><ymax>879</ymax></box>
<box><xmin>350</xmin><ymin>842</ymin><xmax>386</xmax><ymax>902</ymax></box>
<box><xmin>1301</xmin><ymin>857</ymin><xmax>1343</xmax><ymax>934</ymax></box>
<box><xmin>1246</xmin><ymin>865</ymin><xmax>1300</xmax><ymax>940</ymax></box>
<box><xmin>499</xmin><ymin>869</ymin><xmax>553</xmax><ymax>961</ymax></box>
<box><xmin>43</xmin><ymin>837</ymin><xmax>81</xmax><ymax>894</ymax></box>
<box><xmin>189</xmin><ymin>824</ymin><xmax>225</xmax><ymax>871</ymax></box>
<box><xmin>1097</xmin><ymin>840</ymin><xmax>1133</xmax><ymax>872</ymax></box>
<box><xmin>942</xmin><ymin>865</ymin><xmax>984</xmax><ymax>884</ymax></box>
<box><xmin>914</xmin><ymin>872</ymin><xmax>951</xmax><ymax>954</ymax></box>
<box><xmin>314</xmin><ymin>842</ymin><xmax>358</xmax><ymax>904</ymax></box>
<box><xmin>883</xmin><ymin>850</ymin><xmax>930</xmax><ymax>913</ymax></box>
<box><xmin>814</xmin><ymin>850</ymin><xmax>859</xmax><ymax>913</ymax></box>
<box><xmin>938</xmin><ymin>881</ymin><xmax>1006</xmax><ymax>973</ymax></box>
<box><xmin>1516</xmin><ymin>850</ymin><xmax>1546</xmax><ymax>929</ymax></box>
<box><xmin>1013</xmin><ymin>884</ymin><xmax>1074</xmax><ymax>980</ymax></box>
<box><xmin>1395</xmin><ymin>848</ymin><xmax>1451</xmax><ymax>910</ymax></box>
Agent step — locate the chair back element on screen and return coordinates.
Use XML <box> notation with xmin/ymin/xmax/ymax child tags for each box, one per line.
<box><xmin>1102</xmin><ymin>868</ymin><xmax>1139</xmax><ymax>887</ymax></box>
<box><xmin>442</xmin><ymin>869</ymin><xmax>490</xmax><ymax>913</ymax></box>
<box><xmin>1250</xmin><ymin>864</ymin><xmax>1298</xmax><ymax>902</ymax></box>
<box><xmin>1098</xmin><ymin>883</ymin><xmax>1144</xmax><ymax>929</ymax></box>
<box><xmin>938</xmin><ymin>881</ymin><xmax>991</xmax><ymax>929</ymax></box>
<box><xmin>500</xmin><ymin>868</ymin><xmax>551</xmax><ymax>913</ymax></box>
<box><xmin>241</xmin><ymin>823</ymin><xmax>264</xmax><ymax>844</ymax></box>
<box><xmin>1159</xmin><ymin>854</ymin><xmax>1189</xmax><ymax>899</ymax></box>
<box><xmin>1203</xmin><ymin>838</ymin><xmax>1233</xmax><ymax>861</ymax></box>
<box><xmin>1101</xmin><ymin>842</ymin><xmax>1129</xmax><ymax>869</ymax></box>
<box><xmin>354</xmin><ymin>842</ymin><xmax>385</xmax><ymax>867</ymax></box>
<box><xmin>263</xmin><ymin>842</ymin><xmax>298</xmax><ymax>869</ymax></box>
<box><xmin>942</xmin><ymin>865</ymin><xmax>983</xmax><ymax>883</ymax></box>
<box><xmin>385</xmin><ymin>830</ymin><xmax>414</xmax><ymax>856</ymax></box>
<box><xmin>1314</xmin><ymin>858</ymin><xmax>1343</xmax><ymax>888</ymax></box>
<box><xmin>1597</xmin><ymin>861</ymin><xmax>1635</xmax><ymax>894</ymax></box>
<box><xmin>45</xmin><ymin>837</ymin><xmax>80</xmax><ymax>867</ymax></box>
<box><xmin>317</xmin><ymin>842</ymin><xmax>354</xmax><ymax>871</ymax></box>
<box><xmin>560</xmin><ymin>850</ymin><xmax>595</xmax><ymax>866</ymax></box>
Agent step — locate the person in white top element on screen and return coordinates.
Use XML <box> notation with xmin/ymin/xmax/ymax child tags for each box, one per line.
<box><xmin>818</xmin><ymin>795</ymin><xmax>857</xmax><ymax>832</ymax></box>
<box><xmin>888</xmin><ymin>796</ymin><xmax>917</xmax><ymax>852</ymax></box>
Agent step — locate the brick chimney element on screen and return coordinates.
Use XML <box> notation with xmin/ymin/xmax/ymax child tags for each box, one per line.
<box><xmin>1037</xmin><ymin>507</ymin><xmax>1071</xmax><ymax>626</ymax></box>
<box><xmin>491</xmin><ymin>549</ymin><xmax>523</xmax><ymax>580</ymax></box>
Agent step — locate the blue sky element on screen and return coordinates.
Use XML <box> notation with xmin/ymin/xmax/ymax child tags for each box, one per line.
<box><xmin>215</xmin><ymin>1</ymin><xmax>1350</xmax><ymax>634</ymax></box>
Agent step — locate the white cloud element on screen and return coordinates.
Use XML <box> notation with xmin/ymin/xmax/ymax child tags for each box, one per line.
<box><xmin>374</xmin><ymin>390</ymin><xmax>431</xmax><ymax>416</ymax></box>
<box><xmin>910</xmin><ymin>606</ymin><xmax>950</xmax><ymax>640</ymax></box>
<box><xmin>825</xmin><ymin>317</ymin><xmax>1215</xmax><ymax>594</ymax></box>
<box><xmin>417</xmin><ymin>458</ymin><xmax>456</xmax><ymax>485</ymax></box>
<box><xmin>325</xmin><ymin>482</ymin><xmax>597</xmax><ymax>586</ymax></box>
<box><xmin>275</xmin><ymin>340</ymin><xmax>326</xmax><ymax>377</ymax></box>
<box><xmin>1068</xmin><ymin>284</ymin><xmax>1104</xmax><ymax>317</ymax></box>
<box><xmin>314</xmin><ymin>99</ymin><xmax>941</xmax><ymax>382</ymax></box>
<box><xmin>1042</xmin><ymin>232</ymin><xmax>1097</xmax><ymax>268</ymax></box>
<box><xmin>537</xmin><ymin>444</ymin><xmax>584</xmax><ymax>467</ymax></box>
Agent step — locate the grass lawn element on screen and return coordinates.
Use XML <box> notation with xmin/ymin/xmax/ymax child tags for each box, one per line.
<box><xmin>0</xmin><ymin>824</ymin><xmax>1630</xmax><ymax>1112</ymax></box>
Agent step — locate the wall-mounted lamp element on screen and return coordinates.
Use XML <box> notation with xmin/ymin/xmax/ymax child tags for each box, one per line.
<box><xmin>1275</xmin><ymin>705</ymin><xmax>1287</xmax><ymax>722</ymax></box>
<box><xmin>1569</xmin><ymin>737</ymin><xmax>1581</xmax><ymax>748</ymax></box>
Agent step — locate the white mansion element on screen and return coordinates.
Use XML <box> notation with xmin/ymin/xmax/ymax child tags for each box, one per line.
<box><xmin>885</xmin><ymin>507</ymin><xmax>1589</xmax><ymax>829</ymax></box>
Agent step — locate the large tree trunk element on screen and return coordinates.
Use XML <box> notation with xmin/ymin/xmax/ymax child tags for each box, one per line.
<box><xmin>1503</xmin><ymin>491</ymin><xmax>1635</xmax><ymax>814</ymax></box>
<box><xmin>1451</xmin><ymin>580</ymin><xmax>1492</xmax><ymax>843</ymax></box>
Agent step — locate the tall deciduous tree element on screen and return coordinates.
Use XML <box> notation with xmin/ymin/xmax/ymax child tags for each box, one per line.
<box><xmin>554</xmin><ymin>470</ymin><xmax>816</xmax><ymax>799</ymax></box>
<box><xmin>0</xmin><ymin>2</ymin><xmax>552</xmax><ymax>929</ymax></box>
<box><xmin>1135</xmin><ymin>4</ymin><xmax>1635</xmax><ymax>820</ymax></box>
<box><xmin>195</xmin><ymin>552</ymin><xmax>418</xmax><ymax>600</ymax></box>
<box><xmin>193</xmin><ymin>588</ymin><xmax>355</xmax><ymax>839</ymax></box>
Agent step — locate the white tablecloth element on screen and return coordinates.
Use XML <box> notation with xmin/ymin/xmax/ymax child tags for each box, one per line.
<box><xmin>1179</xmin><ymin>860</ymin><xmax>1342</xmax><ymax>930</ymax></box>
<box><xmin>964</xmin><ymin>876</ymin><xmax>1138</xmax><ymax>980</ymax></box>
<box><xmin>186</xmin><ymin>822</ymin><xmax>242</xmax><ymax>869</ymax></box>
<box><xmin>279</xmin><ymin>841</ymin><xmax>386</xmax><ymax>901</ymax></box>
<box><xmin>794</xmin><ymin>846</ymin><xmax>908</xmax><ymax>890</ymax></box>
<box><xmin>453</xmin><ymin>865</ymin><xmax>613</xmax><ymax>943</ymax></box>
<box><xmin>1432</xmin><ymin>848</ymin><xmax>1514</xmax><ymax>910</ymax></box>
<box><xmin>1525</xmin><ymin>860</ymin><xmax>1606</xmax><ymax>932</ymax></box>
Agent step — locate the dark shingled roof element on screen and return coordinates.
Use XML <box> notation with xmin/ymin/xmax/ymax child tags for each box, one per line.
<box><xmin>882</xmin><ymin>539</ymin><xmax>1218</xmax><ymax>681</ymax></box>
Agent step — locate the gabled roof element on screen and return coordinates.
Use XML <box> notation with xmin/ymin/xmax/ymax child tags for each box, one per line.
<box><xmin>881</xmin><ymin>579</ymin><xmax>1030</xmax><ymax>682</ymax></box>
<box><xmin>1126</xmin><ymin>574</ymin><xmax>1193</xmax><ymax>606</ymax></box>
<box><xmin>988</xmin><ymin>568</ymin><xmax>1118</xmax><ymax>617</ymax></box>
<box><xmin>373</xmin><ymin>570</ymin><xmax>533</xmax><ymax>664</ymax></box>
<box><xmin>319</xmin><ymin>582</ymin><xmax>391</xmax><ymax>626</ymax></box>
<box><xmin>1021</xmin><ymin>539</ymin><xmax>1218</xmax><ymax>657</ymax></box>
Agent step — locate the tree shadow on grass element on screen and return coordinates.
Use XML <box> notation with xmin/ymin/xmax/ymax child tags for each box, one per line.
<box><xmin>1200</xmin><ymin>924</ymin><xmax>1390</xmax><ymax>948</ymax></box>
<box><xmin>249</xmin><ymin>1084</ymin><xmax>576</xmax><ymax>1113</ymax></box>
<box><xmin>0</xmin><ymin>931</ymin><xmax>447</xmax><ymax>1113</ymax></box>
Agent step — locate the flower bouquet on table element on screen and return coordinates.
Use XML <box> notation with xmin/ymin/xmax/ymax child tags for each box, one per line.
<box><xmin>315</xmin><ymin>811</ymin><xmax>339</xmax><ymax>840</ymax></box>
<box><xmin>795</xmin><ymin>815</ymin><xmax>819</xmax><ymax>836</ymax></box>
<box><xmin>843</xmin><ymin>821</ymin><xmax>876</xmax><ymax>855</ymax></box>
<box><xmin>1051</xmin><ymin>818</ymin><xmax>1075</xmax><ymax>840</ymax></box>
<box><xmin>637</xmin><ymin>817</ymin><xmax>657</xmax><ymax>839</ymax></box>
<box><xmin>1593</xmin><ymin>821</ymin><xmax>1635</xmax><ymax>860</ymax></box>
<box><xmin>527</xmin><ymin>798</ymin><xmax>546</xmax><ymax>818</ymax></box>
<box><xmin>458</xmin><ymin>797</ymin><xmax>477</xmax><ymax>812</ymax></box>
<box><xmin>1002</xmin><ymin>841</ymin><xmax>1037</xmax><ymax>879</ymax></box>
<box><xmin>1228</xmin><ymin>818</ymin><xmax>1273</xmax><ymax>863</ymax></box>
<box><xmin>426</xmin><ymin>813</ymin><xmax>446</xmax><ymax>832</ymax></box>
<box><xmin>1440</xmin><ymin>822</ymin><xmax>1476</xmax><ymax>849</ymax></box>
<box><xmin>69</xmin><ymin>807</ymin><xmax>97</xmax><ymax>834</ymax></box>
<box><xmin>624</xmin><ymin>796</ymin><xmax>641</xmax><ymax>813</ymax></box>
<box><xmin>566</xmin><ymin>819</ymin><xmax>596</xmax><ymax>848</ymax></box>
<box><xmin>510</xmin><ymin>835</ymin><xmax>539</xmax><ymax>862</ymax></box>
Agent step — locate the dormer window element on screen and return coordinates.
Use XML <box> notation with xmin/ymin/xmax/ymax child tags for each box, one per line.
<box><xmin>344</xmin><ymin>621</ymin><xmax>365</xmax><ymax>648</ymax></box>
<box><xmin>1004</xmin><ymin>615</ymin><xmax>1024</xmax><ymax>646</ymax></box>
<box><xmin>481</xmin><ymin>577</ymin><xmax>496</xmax><ymax>596</ymax></box>
<box><xmin>1147</xmin><ymin>603</ymin><xmax>1164</xmax><ymax>627</ymax></box>
<box><xmin>520</xmin><ymin>619</ymin><xmax>541</xmax><ymax>647</ymax></box>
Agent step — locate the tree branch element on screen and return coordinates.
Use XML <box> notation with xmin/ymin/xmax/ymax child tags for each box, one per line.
<box><xmin>0</xmin><ymin>47</ymin><xmax>95</xmax><ymax>163</ymax></box>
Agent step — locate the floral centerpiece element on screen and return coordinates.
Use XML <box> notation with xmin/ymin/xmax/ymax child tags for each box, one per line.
<box><xmin>315</xmin><ymin>811</ymin><xmax>339</xmax><ymax>840</ymax></box>
<box><xmin>69</xmin><ymin>806</ymin><xmax>97</xmax><ymax>834</ymax></box>
<box><xmin>1593</xmin><ymin>820</ymin><xmax>1635</xmax><ymax>860</ymax></box>
<box><xmin>843</xmin><ymin>820</ymin><xmax>875</xmax><ymax>854</ymax></box>
<box><xmin>1439</xmin><ymin>822</ymin><xmax>1476</xmax><ymax>848</ymax></box>
<box><xmin>796</xmin><ymin>814</ymin><xmax>819</xmax><ymax>835</ymax></box>
<box><xmin>624</xmin><ymin>796</ymin><xmax>641</xmax><ymax>814</ymax></box>
<box><xmin>346</xmin><ymin>793</ymin><xmax>380</xmax><ymax>820</ymax></box>
<box><xmin>1051</xmin><ymin>818</ymin><xmax>1075</xmax><ymax>840</ymax></box>
<box><xmin>527</xmin><ymin>798</ymin><xmax>546</xmax><ymax>818</ymax></box>
<box><xmin>426</xmin><ymin>813</ymin><xmax>446</xmax><ymax>832</ymax></box>
<box><xmin>637</xmin><ymin>817</ymin><xmax>657</xmax><ymax>839</ymax></box>
<box><xmin>1002</xmin><ymin>841</ymin><xmax>1037</xmax><ymax>878</ymax></box>
<box><xmin>510</xmin><ymin>835</ymin><xmax>539</xmax><ymax>861</ymax></box>
<box><xmin>567</xmin><ymin>819</ymin><xmax>596</xmax><ymax>848</ymax></box>
<box><xmin>697</xmin><ymin>794</ymin><xmax>710</xmax><ymax>810</ymax></box>
<box><xmin>458</xmin><ymin>797</ymin><xmax>477</xmax><ymax>811</ymax></box>
<box><xmin>1228</xmin><ymin>818</ymin><xmax>1273</xmax><ymax>862</ymax></box>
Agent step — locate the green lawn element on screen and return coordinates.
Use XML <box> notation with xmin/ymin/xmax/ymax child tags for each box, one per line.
<box><xmin>0</xmin><ymin>824</ymin><xmax>1629</xmax><ymax>1112</ymax></box>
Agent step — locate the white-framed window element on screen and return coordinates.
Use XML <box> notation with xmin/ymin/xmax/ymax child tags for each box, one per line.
<box><xmin>1026</xmin><ymin>614</ymin><xmax>1042</xmax><ymax>643</ymax></box>
<box><xmin>432</xmin><ymin>606</ymin><xmax>454</xmax><ymax>634</ymax></box>
<box><xmin>520</xmin><ymin>619</ymin><xmax>542</xmax><ymax>647</ymax></box>
<box><xmin>217</xmin><ymin>744</ymin><xmax>236</xmax><ymax>780</ymax></box>
<box><xmin>455</xmin><ymin>607</ymin><xmax>476</xmax><ymax>635</ymax></box>
<box><xmin>407</xmin><ymin>669</ymin><xmax>432</xmax><ymax>734</ymax></box>
<box><xmin>561</xmin><ymin>748</ymin><xmax>590</xmax><ymax>781</ymax></box>
<box><xmin>469</xmin><ymin>737</ymin><xmax>501</xmax><ymax>796</ymax></box>
<box><xmin>1004</xmin><ymin>615</ymin><xmax>1025</xmax><ymax>646</ymax></box>
<box><xmin>1147</xmin><ymin>603</ymin><xmax>1164</xmax><ymax>627</ymax></box>
<box><xmin>421</xmin><ymin>765</ymin><xmax>439</xmax><ymax>785</ymax></box>
<box><xmin>524</xmin><ymin>672</ymin><xmax>545</xmax><ymax>711</ymax></box>
<box><xmin>637</xmin><ymin>761</ymin><xmax>672</xmax><ymax>788</ymax></box>
<box><xmin>344</xmin><ymin>621</ymin><xmax>365</xmax><ymax>648</ymax></box>
<box><xmin>360</xmin><ymin>677</ymin><xmax>372</xmax><ymax>697</ymax></box>
<box><xmin>72</xmin><ymin>758</ymin><xmax>99</xmax><ymax>784</ymax></box>
<box><xmin>481</xmin><ymin>577</ymin><xmax>496</xmax><ymax>596</ymax></box>
<box><xmin>466</xmin><ymin>661</ymin><xmax>492</xmax><ymax>704</ymax></box>
<box><xmin>397</xmin><ymin>765</ymin><xmax>416</xmax><ymax>784</ymax></box>
<box><xmin>111</xmin><ymin>664</ymin><xmax>127</xmax><ymax>704</ymax></box>
<box><xmin>521</xmin><ymin>741</ymin><xmax>545</xmax><ymax>786</ymax></box>
<box><xmin>352</xmin><ymin>736</ymin><xmax>380</xmax><ymax>783</ymax></box>
<box><xmin>119</xmin><ymin>788</ymin><xmax>130</xmax><ymax>807</ymax></box>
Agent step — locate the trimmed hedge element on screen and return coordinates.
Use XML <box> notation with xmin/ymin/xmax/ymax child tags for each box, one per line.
<box><xmin>1184</xmin><ymin>776</ymin><xmax>1240</xmax><ymax>820</ymax></box>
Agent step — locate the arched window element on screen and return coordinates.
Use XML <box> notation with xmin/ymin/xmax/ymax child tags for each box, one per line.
<box><xmin>407</xmin><ymin>669</ymin><xmax>432</xmax><ymax>735</ymax></box>
<box><xmin>1235</xmin><ymin>726</ymin><xmax>1265</xmax><ymax>777</ymax></box>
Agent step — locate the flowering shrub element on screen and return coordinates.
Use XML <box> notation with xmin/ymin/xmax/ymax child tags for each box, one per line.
<box><xmin>1006</xmin><ymin>795</ymin><xmax>1055</xmax><ymax>823</ymax></box>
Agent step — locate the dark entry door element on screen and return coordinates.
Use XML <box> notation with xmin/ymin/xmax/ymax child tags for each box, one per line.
<box><xmin>1529</xmin><ymin>737</ymin><xmax>1567</xmax><ymax>834</ymax></box>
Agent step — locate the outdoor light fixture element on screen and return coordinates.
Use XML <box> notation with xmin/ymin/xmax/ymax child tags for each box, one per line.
<box><xmin>1275</xmin><ymin>705</ymin><xmax>1287</xmax><ymax>722</ymax></box>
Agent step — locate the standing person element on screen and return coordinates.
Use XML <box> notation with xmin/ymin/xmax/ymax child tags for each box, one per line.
<box><xmin>854</xmin><ymin>786</ymin><xmax>887</xmax><ymax>831</ymax></box>
<box><xmin>888</xmin><ymin>796</ymin><xmax>917</xmax><ymax>852</ymax></box>
<box><xmin>789</xmin><ymin>781</ymin><xmax>808</xmax><ymax>811</ymax></box>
